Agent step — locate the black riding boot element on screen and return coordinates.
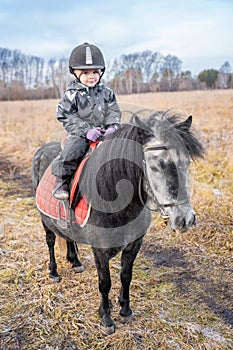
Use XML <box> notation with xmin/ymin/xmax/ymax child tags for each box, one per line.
<box><xmin>52</xmin><ymin>177</ymin><xmax>69</xmax><ymax>200</ymax></box>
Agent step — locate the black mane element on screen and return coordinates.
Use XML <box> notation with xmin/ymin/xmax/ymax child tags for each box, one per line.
<box><xmin>75</xmin><ymin>123</ymin><xmax>150</xmax><ymax>219</ymax></box>
<box><xmin>80</xmin><ymin>124</ymin><xmax>147</xmax><ymax>198</ymax></box>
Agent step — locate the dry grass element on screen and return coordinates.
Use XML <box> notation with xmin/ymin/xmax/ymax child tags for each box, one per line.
<box><xmin>0</xmin><ymin>90</ymin><xmax>232</xmax><ymax>349</ymax></box>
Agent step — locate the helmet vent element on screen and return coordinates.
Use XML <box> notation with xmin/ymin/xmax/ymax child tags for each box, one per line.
<box><xmin>85</xmin><ymin>46</ymin><xmax>93</xmax><ymax>64</ymax></box>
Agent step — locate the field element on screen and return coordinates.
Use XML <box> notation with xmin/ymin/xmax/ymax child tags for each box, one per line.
<box><xmin>0</xmin><ymin>90</ymin><xmax>232</xmax><ymax>349</ymax></box>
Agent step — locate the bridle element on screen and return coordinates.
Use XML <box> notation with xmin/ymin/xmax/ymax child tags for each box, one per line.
<box><xmin>139</xmin><ymin>143</ymin><xmax>190</xmax><ymax>220</ymax></box>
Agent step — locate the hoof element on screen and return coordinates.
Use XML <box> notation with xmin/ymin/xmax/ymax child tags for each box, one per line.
<box><xmin>101</xmin><ymin>324</ymin><xmax>115</xmax><ymax>336</ymax></box>
<box><xmin>119</xmin><ymin>312</ymin><xmax>135</xmax><ymax>324</ymax></box>
<box><xmin>72</xmin><ymin>265</ymin><xmax>85</xmax><ymax>273</ymax></box>
<box><xmin>49</xmin><ymin>274</ymin><xmax>61</xmax><ymax>282</ymax></box>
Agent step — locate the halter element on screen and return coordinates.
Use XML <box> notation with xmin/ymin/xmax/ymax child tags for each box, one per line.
<box><xmin>140</xmin><ymin>143</ymin><xmax>190</xmax><ymax>219</ymax></box>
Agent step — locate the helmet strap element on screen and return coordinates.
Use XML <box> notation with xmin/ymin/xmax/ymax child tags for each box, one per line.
<box><xmin>70</xmin><ymin>67</ymin><xmax>105</xmax><ymax>84</ymax></box>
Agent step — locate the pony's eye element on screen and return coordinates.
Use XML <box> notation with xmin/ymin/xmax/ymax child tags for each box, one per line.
<box><xmin>149</xmin><ymin>165</ymin><xmax>159</xmax><ymax>172</ymax></box>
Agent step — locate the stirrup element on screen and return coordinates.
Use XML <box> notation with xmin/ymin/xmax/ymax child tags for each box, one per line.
<box><xmin>53</xmin><ymin>189</ymin><xmax>69</xmax><ymax>200</ymax></box>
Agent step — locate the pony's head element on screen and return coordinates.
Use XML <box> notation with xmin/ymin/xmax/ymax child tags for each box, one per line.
<box><xmin>132</xmin><ymin>111</ymin><xmax>203</xmax><ymax>233</ymax></box>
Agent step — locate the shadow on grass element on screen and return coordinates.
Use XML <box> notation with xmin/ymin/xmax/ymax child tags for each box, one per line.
<box><xmin>142</xmin><ymin>244</ymin><xmax>233</xmax><ymax>327</ymax></box>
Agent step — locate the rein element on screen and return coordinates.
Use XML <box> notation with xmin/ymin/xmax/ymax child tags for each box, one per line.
<box><xmin>140</xmin><ymin>143</ymin><xmax>190</xmax><ymax>218</ymax></box>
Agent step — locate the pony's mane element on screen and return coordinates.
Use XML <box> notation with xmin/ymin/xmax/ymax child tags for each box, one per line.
<box><xmin>139</xmin><ymin>110</ymin><xmax>204</xmax><ymax>160</ymax></box>
<box><xmin>78</xmin><ymin>123</ymin><xmax>149</xmax><ymax>208</ymax></box>
<box><xmin>108</xmin><ymin>122</ymin><xmax>152</xmax><ymax>145</ymax></box>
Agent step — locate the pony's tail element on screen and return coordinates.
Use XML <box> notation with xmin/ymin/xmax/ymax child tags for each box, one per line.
<box><xmin>56</xmin><ymin>236</ymin><xmax>67</xmax><ymax>258</ymax></box>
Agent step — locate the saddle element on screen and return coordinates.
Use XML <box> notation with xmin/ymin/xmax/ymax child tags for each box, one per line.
<box><xmin>36</xmin><ymin>141</ymin><xmax>99</xmax><ymax>227</ymax></box>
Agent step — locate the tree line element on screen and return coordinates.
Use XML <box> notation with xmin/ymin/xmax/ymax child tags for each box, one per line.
<box><xmin>0</xmin><ymin>47</ymin><xmax>232</xmax><ymax>100</ymax></box>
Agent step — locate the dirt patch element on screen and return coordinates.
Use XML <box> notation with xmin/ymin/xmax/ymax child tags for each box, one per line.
<box><xmin>0</xmin><ymin>154</ymin><xmax>33</xmax><ymax>197</ymax></box>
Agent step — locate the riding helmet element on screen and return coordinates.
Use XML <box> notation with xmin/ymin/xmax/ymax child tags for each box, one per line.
<box><xmin>69</xmin><ymin>42</ymin><xmax>105</xmax><ymax>76</ymax></box>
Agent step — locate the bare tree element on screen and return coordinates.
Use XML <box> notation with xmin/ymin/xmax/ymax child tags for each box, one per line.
<box><xmin>217</xmin><ymin>61</ymin><xmax>232</xmax><ymax>88</ymax></box>
<box><xmin>160</xmin><ymin>54</ymin><xmax>182</xmax><ymax>91</ymax></box>
<box><xmin>47</xmin><ymin>58</ymin><xmax>69</xmax><ymax>98</ymax></box>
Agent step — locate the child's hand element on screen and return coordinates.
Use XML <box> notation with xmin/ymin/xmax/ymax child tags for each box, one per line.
<box><xmin>104</xmin><ymin>127</ymin><xmax>115</xmax><ymax>137</ymax></box>
<box><xmin>86</xmin><ymin>127</ymin><xmax>102</xmax><ymax>141</ymax></box>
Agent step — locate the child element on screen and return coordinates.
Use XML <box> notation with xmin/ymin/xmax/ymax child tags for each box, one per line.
<box><xmin>52</xmin><ymin>42</ymin><xmax>121</xmax><ymax>200</ymax></box>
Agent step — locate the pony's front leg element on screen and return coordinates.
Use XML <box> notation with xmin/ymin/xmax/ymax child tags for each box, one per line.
<box><xmin>119</xmin><ymin>238</ymin><xmax>143</xmax><ymax>323</ymax></box>
<box><xmin>92</xmin><ymin>248</ymin><xmax>114</xmax><ymax>335</ymax></box>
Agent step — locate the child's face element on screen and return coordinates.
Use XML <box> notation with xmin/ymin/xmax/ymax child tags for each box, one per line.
<box><xmin>75</xmin><ymin>69</ymin><xmax>101</xmax><ymax>87</ymax></box>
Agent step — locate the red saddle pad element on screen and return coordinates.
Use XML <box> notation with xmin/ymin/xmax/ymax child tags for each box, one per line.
<box><xmin>36</xmin><ymin>157</ymin><xmax>90</xmax><ymax>227</ymax></box>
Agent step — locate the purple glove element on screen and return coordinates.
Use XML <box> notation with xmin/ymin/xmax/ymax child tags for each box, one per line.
<box><xmin>104</xmin><ymin>127</ymin><xmax>115</xmax><ymax>137</ymax></box>
<box><xmin>86</xmin><ymin>127</ymin><xmax>101</xmax><ymax>141</ymax></box>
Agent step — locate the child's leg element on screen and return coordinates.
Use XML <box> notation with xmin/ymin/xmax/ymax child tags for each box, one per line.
<box><xmin>52</xmin><ymin>135</ymin><xmax>89</xmax><ymax>199</ymax></box>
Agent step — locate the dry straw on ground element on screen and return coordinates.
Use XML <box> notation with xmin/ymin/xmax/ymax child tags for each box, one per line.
<box><xmin>0</xmin><ymin>90</ymin><xmax>232</xmax><ymax>349</ymax></box>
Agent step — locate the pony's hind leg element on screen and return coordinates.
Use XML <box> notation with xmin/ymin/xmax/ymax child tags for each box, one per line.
<box><xmin>66</xmin><ymin>241</ymin><xmax>85</xmax><ymax>273</ymax></box>
<box><xmin>42</xmin><ymin>221</ymin><xmax>60</xmax><ymax>282</ymax></box>
<box><xmin>119</xmin><ymin>238</ymin><xmax>143</xmax><ymax>323</ymax></box>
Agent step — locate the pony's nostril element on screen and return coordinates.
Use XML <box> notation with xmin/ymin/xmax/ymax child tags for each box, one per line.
<box><xmin>175</xmin><ymin>217</ymin><xmax>186</xmax><ymax>228</ymax></box>
<box><xmin>175</xmin><ymin>214</ymin><xmax>196</xmax><ymax>231</ymax></box>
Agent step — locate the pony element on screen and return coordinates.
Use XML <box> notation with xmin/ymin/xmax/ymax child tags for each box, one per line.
<box><xmin>32</xmin><ymin>111</ymin><xmax>203</xmax><ymax>334</ymax></box>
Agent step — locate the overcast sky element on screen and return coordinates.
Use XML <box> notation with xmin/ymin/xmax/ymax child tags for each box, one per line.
<box><xmin>0</xmin><ymin>0</ymin><xmax>232</xmax><ymax>75</ymax></box>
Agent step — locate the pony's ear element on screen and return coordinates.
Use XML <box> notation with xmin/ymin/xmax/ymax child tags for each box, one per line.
<box><xmin>132</xmin><ymin>115</ymin><xmax>154</xmax><ymax>135</ymax></box>
<box><xmin>177</xmin><ymin>115</ymin><xmax>192</xmax><ymax>130</ymax></box>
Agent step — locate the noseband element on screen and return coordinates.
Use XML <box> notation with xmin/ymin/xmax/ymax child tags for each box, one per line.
<box><xmin>140</xmin><ymin>143</ymin><xmax>190</xmax><ymax>218</ymax></box>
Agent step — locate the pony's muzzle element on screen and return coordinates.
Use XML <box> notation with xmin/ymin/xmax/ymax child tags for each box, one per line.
<box><xmin>174</xmin><ymin>211</ymin><xmax>196</xmax><ymax>233</ymax></box>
